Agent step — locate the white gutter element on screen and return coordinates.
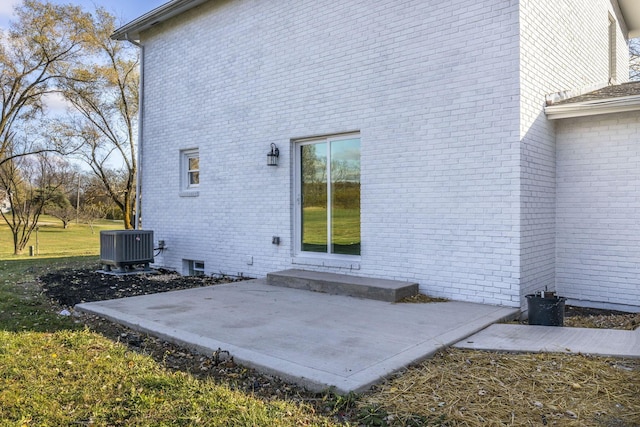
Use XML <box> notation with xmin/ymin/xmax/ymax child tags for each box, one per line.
<box><xmin>545</xmin><ymin>94</ymin><xmax>640</xmax><ymax>120</ymax></box>
<box><xmin>112</xmin><ymin>0</ymin><xmax>209</xmax><ymax>41</ymax></box>
<box><xmin>125</xmin><ymin>35</ymin><xmax>144</xmax><ymax>229</ymax></box>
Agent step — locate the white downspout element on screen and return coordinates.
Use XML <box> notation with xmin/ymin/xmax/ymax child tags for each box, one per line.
<box><xmin>125</xmin><ymin>34</ymin><xmax>144</xmax><ymax>230</ymax></box>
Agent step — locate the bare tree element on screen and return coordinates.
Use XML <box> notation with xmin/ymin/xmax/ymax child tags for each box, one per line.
<box><xmin>0</xmin><ymin>0</ymin><xmax>91</xmax><ymax>167</ymax></box>
<box><xmin>0</xmin><ymin>150</ymin><xmax>67</xmax><ymax>254</ymax></box>
<box><xmin>630</xmin><ymin>38</ymin><xmax>640</xmax><ymax>81</ymax></box>
<box><xmin>46</xmin><ymin>195</ymin><xmax>74</xmax><ymax>228</ymax></box>
<box><xmin>78</xmin><ymin>203</ymin><xmax>107</xmax><ymax>234</ymax></box>
<box><xmin>57</xmin><ymin>171</ymin><xmax>113</xmax><ymax>233</ymax></box>
<box><xmin>42</xmin><ymin>165</ymin><xmax>78</xmax><ymax>229</ymax></box>
<box><xmin>56</xmin><ymin>8</ymin><xmax>139</xmax><ymax>229</ymax></box>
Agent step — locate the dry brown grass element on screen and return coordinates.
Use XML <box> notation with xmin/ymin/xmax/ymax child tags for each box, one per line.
<box><xmin>564</xmin><ymin>313</ymin><xmax>640</xmax><ymax>331</ymax></box>
<box><xmin>361</xmin><ymin>349</ymin><xmax>640</xmax><ymax>426</ymax></box>
<box><xmin>398</xmin><ymin>293</ymin><xmax>449</xmax><ymax>303</ymax></box>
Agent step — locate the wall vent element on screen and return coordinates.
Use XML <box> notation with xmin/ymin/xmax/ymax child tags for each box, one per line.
<box><xmin>100</xmin><ymin>230</ymin><xmax>154</xmax><ymax>272</ymax></box>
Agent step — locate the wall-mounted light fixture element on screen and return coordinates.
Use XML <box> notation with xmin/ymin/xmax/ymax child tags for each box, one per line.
<box><xmin>267</xmin><ymin>143</ymin><xmax>279</xmax><ymax>166</ymax></box>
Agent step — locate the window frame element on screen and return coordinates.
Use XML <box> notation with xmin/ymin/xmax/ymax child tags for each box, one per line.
<box><xmin>180</xmin><ymin>148</ymin><xmax>200</xmax><ymax>195</ymax></box>
<box><xmin>183</xmin><ymin>259</ymin><xmax>205</xmax><ymax>276</ymax></box>
<box><xmin>190</xmin><ymin>260</ymin><xmax>205</xmax><ymax>276</ymax></box>
<box><xmin>293</xmin><ymin>132</ymin><xmax>361</xmax><ymax>260</ymax></box>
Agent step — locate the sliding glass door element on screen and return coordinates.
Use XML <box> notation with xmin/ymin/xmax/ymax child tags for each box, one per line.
<box><xmin>297</xmin><ymin>135</ymin><xmax>360</xmax><ymax>256</ymax></box>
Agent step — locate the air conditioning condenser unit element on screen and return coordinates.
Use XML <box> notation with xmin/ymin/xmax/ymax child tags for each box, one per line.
<box><xmin>100</xmin><ymin>230</ymin><xmax>154</xmax><ymax>272</ymax></box>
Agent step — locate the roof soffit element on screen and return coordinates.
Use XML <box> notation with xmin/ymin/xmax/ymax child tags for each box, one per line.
<box><xmin>618</xmin><ymin>0</ymin><xmax>640</xmax><ymax>38</ymax></box>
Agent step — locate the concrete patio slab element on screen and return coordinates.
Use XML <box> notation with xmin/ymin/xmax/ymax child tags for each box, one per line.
<box><xmin>454</xmin><ymin>324</ymin><xmax>640</xmax><ymax>358</ymax></box>
<box><xmin>76</xmin><ymin>278</ymin><xmax>518</xmax><ymax>393</ymax></box>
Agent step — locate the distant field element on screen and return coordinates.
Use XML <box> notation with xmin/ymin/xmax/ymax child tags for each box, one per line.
<box><xmin>302</xmin><ymin>206</ymin><xmax>360</xmax><ymax>255</ymax></box>
<box><xmin>302</xmin><ymin>207</ymin><xmax>360</xmax><ymax>244</ymax></box>
<box><xmin>0</xmin><ymin>215</ymin><xmax>124</xmax><ymax>259</ymax></box>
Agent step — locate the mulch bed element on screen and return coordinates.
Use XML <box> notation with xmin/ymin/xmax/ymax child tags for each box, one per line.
<box><xmin>39</xmin><ymin>268</ymin><xmax>241</xmax><ymax>307</ymax></box>
<box><xmin>564</xmin><ymin>305</ymin><xmax>640</xmax><ymax>330</ymax></box>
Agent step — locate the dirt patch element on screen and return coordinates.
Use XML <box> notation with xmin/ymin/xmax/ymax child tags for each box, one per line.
<box><xmin>39</xmin><ymin>268</ymin><xmax>243</xmax><ymax>307</ymax></box>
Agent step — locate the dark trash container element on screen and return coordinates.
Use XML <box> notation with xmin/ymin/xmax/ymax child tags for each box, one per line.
<box><xmin>526</xmin><ymin>293</ymin><xmax>566</xmax><ymax>326</ymax></box>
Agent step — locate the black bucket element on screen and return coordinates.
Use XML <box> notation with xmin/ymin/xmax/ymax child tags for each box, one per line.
<box><xmin>526</xmin><ymin>294</ymin><xmax>566</xmax><ymax>326</ymax></box>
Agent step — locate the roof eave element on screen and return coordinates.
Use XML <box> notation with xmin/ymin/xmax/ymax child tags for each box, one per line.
<box><xmin>113</xmin><ymin>0</ymin><xmax>640</xmax><ymax>41</ymax></box>
<box><xmin>618</xmin><ymin>0</ymin><xmax>640</xmax><ymax>38</ymax></box>
<box><xmin>111</xmin><ymin>0</ymin><xmax>209</xmax><ymax>41</ymax></box>
<box><xmin>545</xmin><ymin>95</ymin><xmax>640</xmax><ymax>120</ymax></box>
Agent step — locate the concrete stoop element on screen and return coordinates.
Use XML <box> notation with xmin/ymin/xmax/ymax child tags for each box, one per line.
<box><xmin>266</xmin><ymin>269</ymin><xmax>418</xmax><ymax>302</ymax></box>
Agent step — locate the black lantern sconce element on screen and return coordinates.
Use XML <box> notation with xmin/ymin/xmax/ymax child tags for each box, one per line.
<box><xmin>267</xmin><ymin>143</ymin><xmax>279</xmax><ymax>166</ymax></box>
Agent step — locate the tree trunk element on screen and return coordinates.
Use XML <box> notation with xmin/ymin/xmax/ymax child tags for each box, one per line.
<box><xmin>123</xmin><ymin>191</ymin><xmax>133</xmax><ymax>230</ymax></box>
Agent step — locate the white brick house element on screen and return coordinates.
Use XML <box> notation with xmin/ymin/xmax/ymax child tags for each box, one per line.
<box><xmin>113</xmin><ymin>0</ymin><xmax>640</xmax><ymax>312</ymax></box>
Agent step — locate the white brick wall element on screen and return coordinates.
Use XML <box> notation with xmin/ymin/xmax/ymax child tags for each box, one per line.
<box><xmin>141</xmin><ymin>0</ymin><xmax>522</xmax><ymax>306</ymax></box>
<box><xmin>138</xmin><ymin>0</ymin><xmax>634</xmax><ymax>309</ymax></box>
<box><xmin>518</xmin><ymin>0</ymin><xmax>629</xmax><ymax>308</ymax></box>
<box><xmin>556</xmin><ymin>111</ymin><xmax>640</xmax><ymax>312</ymax></box>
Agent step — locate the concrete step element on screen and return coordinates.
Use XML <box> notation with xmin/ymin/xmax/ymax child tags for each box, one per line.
<box><xmin>266</xmin><ymin>269</ymin><xmax>418</xmax><ymax>302</ymax></box>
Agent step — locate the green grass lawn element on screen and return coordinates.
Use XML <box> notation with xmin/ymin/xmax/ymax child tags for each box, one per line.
<box><xmin>0</xmin><ymin>216</ymin><xmax>120</xmax><ymax>332</ymax></box>
<box><xmin>302</xmin><ymin>207</ymin><xmax>360</xmax><ymax>246</ymax></box>
<box><xmin>0</xmin><ymin>218</ymin><xmax>336</xmax><ymax>426</ymax></box>
<box><xmin>0</xmin><ymin>330</ymin><xmax>330</xmax><ymax>426</ymax></box>
<box><xmin>0</xmin><ymin>215</ymin><xmax>123</xmax><ymax>259</ymax></box>
<box><xmin>302</xmin><ymin>207</ymin><xmax>360</xmax><ymax>256</ymax></box>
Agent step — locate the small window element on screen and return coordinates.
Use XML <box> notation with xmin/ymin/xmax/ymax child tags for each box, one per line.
<box><xmin>186</xmin><ymin>260</ymin><xmax>205</xmax><ymax>276</ymax></box>
<box><xmin>180</xmin><ymin>148</ymin><xmax>199</xmax><ymax>193</ymax></box>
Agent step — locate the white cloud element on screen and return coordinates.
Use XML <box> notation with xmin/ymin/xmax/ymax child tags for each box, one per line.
<box><xmin>0</xmin><ymin>0</ymin><xmax>19</xmax><ymax>15</ymax></box>
<box><xmin>43</xmin><ymin>92</ymin><xmax>73</xmax><ymax>115</ymax></box>
<box><xmin>0</xmin><ymin>0</ymin><xmax>20</xmax><ymax>29</ymax></box>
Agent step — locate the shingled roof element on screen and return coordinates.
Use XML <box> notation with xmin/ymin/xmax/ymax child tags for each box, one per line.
<box><xmin>550</xmin><ymin>81</ymin><xmax>640</xmax><ymax>105</ymax></box>
<box><xmin>545</xmin><ymin>81</ymin><xmax>640</xmax><ymax>120</ymax></box>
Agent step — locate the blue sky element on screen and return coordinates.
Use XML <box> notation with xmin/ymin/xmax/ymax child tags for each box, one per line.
<box><xmin>0</xmin><ymin>0</ymin><xmax>168</xmax><ymax>29</ymax></box>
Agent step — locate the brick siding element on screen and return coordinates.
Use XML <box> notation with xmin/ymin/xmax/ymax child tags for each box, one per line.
<box><xmin>556</xmin><ymin>111</ymin><xmax>640</xmax><ymax>311</ymax></box>
<box><xmin>137</xmin><ymin>0</ymin><xmax>633</xmax><ymax>309</ymax></box>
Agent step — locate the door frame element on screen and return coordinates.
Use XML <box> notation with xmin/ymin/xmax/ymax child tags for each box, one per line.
<box><xmin>293</xmin><ymin>132</ymin><xmax>361</xmax><ymax>259</ymax></box>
